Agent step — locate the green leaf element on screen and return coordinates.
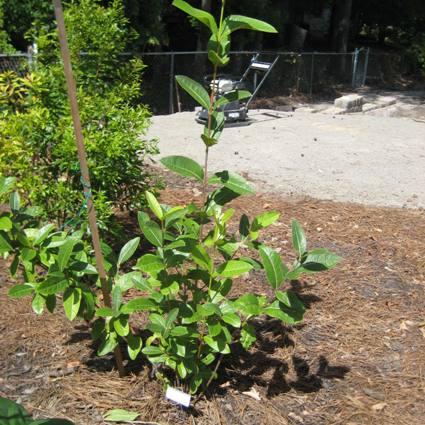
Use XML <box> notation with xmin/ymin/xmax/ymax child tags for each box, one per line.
<box><xmin>275</xmin><ymin>290</ymin><xmax>306</xmax><ymax>322</ymax></box>
<box><xmin>223</xmin><ymin>15</ymin><xmax>278</xmax><ymax>34</ymax></box>
<box><xmin>95</xmin><ymin>307</ymin><xmax>115</xmax><ymax>317</ymax></box>
<box><xmin>209</xmin><ymin>171</ymin><xmax>254</xmax><ymax>195</ymax></box>
<box><xmin>303</xmin><ymin>248</ymin><xmax>341</xmax><ymax>270</ymax></box>
<box><xmin>204</xmin><ymin>334</ymin><xmax>230</xmax><ymax>354</ymax></box>
<box><xmin>208</xmin><ymin>48</ymin><xmax>230</xmax><ymax>67</ymax></box>
<box><xmin>104</xmin><ymin>409</ymin><xmax>139</xmax><ymax>422</ymax></box>
<box><xmin>217</xmin><ymin>260</ymin><xmax>253</xmax><ymax>277</ymax></box>
<box><xmin>292</xmin><ymin>219</ymin><xmax>307</xmax><ymax>257</ymax></box>
<box><xmin>263</xmin><ymin>298</ymin><xmax>304</xmax><ymax>324</ymax></box>
<box><xmin>208</xmin><ymin>187</ymin><xmax>240</xmax><ymax>207</ymax></box>
<box><xmin>173</xmin><ymin>0</ymin><xmax>217</xmax><ymax>33</ymax></box>
<box><xmin>38</xmin><ymin>274</ymin><xmax>68</xmax><ymax>295</ymax></box>
<box><xmin>135</xmin><ymin>254</ymin><xmax>165</xmax><ymax>274</ymax></box>
<box><xmin>0</xmin><ymin>396</ymin><xmax>33</xmax><ymax>423</ymax></box>
<box><xmin>0</xmin><ymin>176</ymin><xmax>16</xmax><ymax>196</ymax></box>
<box><xmin>8</xmin><ymin>284</ymin><xmax>34</xmax><ymax>298</ymax></box>
<box><xmin>0</xmin><ymin>216</ymin><xmax>12</xmax><ymax>231</ymax></box>
<box><xmin>32</xmin><ymin>293</ymin><xmax>45</xmax><ymax>315</ymax></box>
<box><xmin>139</xmin><ymin>220</ymin><xmax>163</xmax><ymax>247</ymax></box>
<box><xmin>145</xmin><ymin>191</ymin><xmax>163</xmax><ymax>220</ymax></box>
<box><xmin>63</xmin><ymin>287</ymin><xmax>82</xmax><ymax>321</ymax></box>
<box><xmin>259</xmin><ymin>246</ymin><xmax>288</xmax><ymax>289</ymax></box>
<box><xmin>0</xmin><ymin>232</ymin><xmax>12</xmax><ymax>253</ymax></box>
<box><xmin>222</xmin><ymin>313</ymin><xmax>241</xmax><ymax>328</ymax></box>
<box><xmin>170</xmin><ymin>326</ymin><xmax>190</xmax><ymax>337</ymax></box>
<box><xmin>177</xmin><ymin>362</ymin><xmax>187</xmax><ymax>379</ymax></box>
<box><xmin>113</xmin><ymin>315</ymin><xmax>130</xmax><ymax>337</ymax></box>
<box><xmin>57</xmin><ymin>238</ymin><xmax>76</xmax><ymax>272</ymax></box>
<box><xmin>34</xmin><ymin>224</ymin><xmax>56</xmax><ymax>246</ymax></box>
<box><xmin>142</xmin><ymin>346</ymin><xmax>163</xmax><ymax>356</ymax></box>
<box><xmin>175</xmin><ymin>75</ymin><xmax>211</xmax><ymax>110</ymax></box>
<box><xmin>190</xmin><ymin>243</ymin><xmax>213</xmax><ymax>272</ymax></box>
<box><xmin>127</xmin><ymin>333</ymin><xmax>143</xmax><ymax>360</ymax></box>
<box><xmin>9</xmin><ymin>191</ymin><xmax>20</xmax><ymax>211</ymax></box>
<box><xmin>97</xmin><ymin>333</ymin><xmax>118</xmax><ymax>356</ymax></box>
<box><xmin>45</xmin><ymin>294</ymin><xmax>57</xmax><ymax>314</ymax></box>
<box><xmin>117</xmin><ymin>237</ymin><xmax>140</xmax><ymax>268</ymax></box>
<box><xmin>215</xmin><ymin>90</ymin><xmax>252</xmax><ymax>108</ymax></box>
<box><xmin>235</xmin><ymin>293</ymin><xmax>261</xmax><ymax>316</ymax></box>
<box><xmin>239</xmin><ymin>214</ymin><xmax>250</xmax><ymax>238</ymax></box>
<box><xmin>160</xmin><ymin>155</ymin><xmax>204</xmax><ymax>182</ymax></box>
<box><xmin>121</xmin><ymin>297</ymin><xmax>156</xmax><ymax>314</ymax></box>
<box><xmin>240</xmin><ymin>323</ymin><xmax>256</xmax><ymax>349</ymax></box>
<box><xmin>251</xmin><ymin>211</ymin><xmax>280</xmax><ymax>231</ymax></box>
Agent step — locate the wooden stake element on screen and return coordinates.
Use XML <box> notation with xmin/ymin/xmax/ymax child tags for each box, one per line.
<box><xmin>52</xmin><ymin>0</ymin><xmax>125</xmax><ymax>377</ymax></box>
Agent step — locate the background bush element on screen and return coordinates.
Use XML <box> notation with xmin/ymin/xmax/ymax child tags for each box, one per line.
<box><xmin>0</xmin><ymin>0</ymin><xmax>160</xmax><ymax>229</ymax></box>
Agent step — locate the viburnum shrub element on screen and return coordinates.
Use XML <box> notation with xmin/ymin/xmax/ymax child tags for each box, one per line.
<box><xmin>2</xmin><ymin>0</ymin><xmax>340</xmax><ymax>398</ymax></box>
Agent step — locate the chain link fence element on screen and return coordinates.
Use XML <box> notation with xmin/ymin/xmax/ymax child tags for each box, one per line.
<box><xmin>1</xmin><ymin>49</ymin><xmax>375</xmax><ymax>114</ymax></box>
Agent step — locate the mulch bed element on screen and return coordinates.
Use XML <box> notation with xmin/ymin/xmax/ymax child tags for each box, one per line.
<box><xmin>1</xmin><ymin>172</ymin><xmax>425</xmax><ymax>425</ymax></box>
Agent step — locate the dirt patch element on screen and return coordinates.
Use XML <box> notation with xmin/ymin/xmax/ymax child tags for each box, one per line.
<box><xmin>1</xmin><ymin>176</ymin><xmax>425</xmax><ymax>424</ymax></box>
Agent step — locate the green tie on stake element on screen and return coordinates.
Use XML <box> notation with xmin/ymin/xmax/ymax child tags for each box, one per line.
<box><xmin>52</xmin><ymin>0</ymin><xmax>125</xmax><ymax>377</ymax></box>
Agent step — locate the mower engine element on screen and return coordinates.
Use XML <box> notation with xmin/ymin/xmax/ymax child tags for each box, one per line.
<box><xmin>195</xmin><ymin>54</ymin><xmax>279</xmax><ymax>125</ymax></box>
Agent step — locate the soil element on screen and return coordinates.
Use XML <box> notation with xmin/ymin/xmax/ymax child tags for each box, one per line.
<box><xmin>1</xmin><ymin>171</ymin><xmax>425</xmax><ymax>425</ymax></box>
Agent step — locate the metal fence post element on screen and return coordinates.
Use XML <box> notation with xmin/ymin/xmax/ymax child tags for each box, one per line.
<box><xmin>362</xmin><ymin>47</ymin><xmax>370</xmax><ymax>86</ymax></box>
<box><xmin>351</xmin><ymin>48</ymin><xmax>359</xmax><ymax>88</ymax></box>
<box><xmin>309</xmin><ymin>52</ymin><xmax>315</xmax><ymax>97</ymax></box>
<box><xmin>169</xmin><ymin>53</ymin><xmax>175</xmax><ymax>114</ymax></box>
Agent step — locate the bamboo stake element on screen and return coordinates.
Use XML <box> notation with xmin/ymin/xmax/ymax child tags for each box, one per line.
<box><xmin>52</xmin><ymin>0</ymin><xmax>125</xmax><ymax>377</ymax></box>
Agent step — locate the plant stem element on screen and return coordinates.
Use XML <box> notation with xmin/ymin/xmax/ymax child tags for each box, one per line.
<box><xmin>194</xmin><ymin>353</ymin><xmax>224</xmax><ymax>404</ymax></box>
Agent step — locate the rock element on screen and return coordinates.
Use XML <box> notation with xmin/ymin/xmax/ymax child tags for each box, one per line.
<box><xmin>334</xmin><ymin>94</ymin><xmax>364</xmax><ymax>113</ymax></box>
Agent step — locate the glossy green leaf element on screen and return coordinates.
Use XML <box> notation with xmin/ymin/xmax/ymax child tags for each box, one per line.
<box><xmin>135</xmin><ymin>254</ymin><xmax>165</xmax><ymax>274</ymax></box>
<box><xmin>63</xmin><ymin>287</ymin><xmax>82</xmax><ymax>321</ymax></box>
<box><xmin>172</xmin><ymin>0</ymin><xmax>217</xmax><ymax>33</ymax></box>
<box><xmin>103</xmin><ymin>409</ymin><xmax>139</xmax><ymax>422</ymax></box>
<box><xmin>139</xmin><ymin>221</ymin><xmax>163</xmax><ymax>247</ymax></box>
<box><xmin>275</xmin><ymin>290</ymin><xmax>306</xmax><ymax>322</ymax></box>
<box><xmin>121</xmin><ymin>297</ymin><xmax>156</xmax><ymax>314</ymax></box>
<box><xmin>292</xmin><ymin>219</ymin><xmax>307</xmax><ymax>257</ymax></box>
<box><xmin>235</xmin><ymin>293</ymin><xmax>261</xmax><ymax>316</ymax></box>
<box><xmin>9</xmin><ymin>191</ymin><xmax>20</xmax><ymax>211</ymax></box>
<box><xmin>303</xmin><ymin>248</ymin><xmax>341</xmax><ymax>270</ymax></box>
<box><xmin>240</xmin><ymin>324</ymin><xmax>256</xmax><ymax>349</ymax></box>
<box><xmin>217</xmin><ymin>260</ymin><xmax>253</xmax><ymax>277</ymax></box>
<box><xmin>0</xmin><ymin>232</ymin><xmax>12</xmax><ymax>253</ymax></box>
<box><xmin>259</xmin><ymin>246</ymin><xmax>288</xmax><ymax>289</ymax></box>
<box><xmin>0</xmin><ymin>176</ymin><xmax>16</xmax><ymax>196</ymax></box>
<box><xmin>175</xmin><ymin>75</ymin><xmax>211</xmax><ymax>110</ymax></box>
<box><xmin>37</xmin><ymin>275</ymin><xmax>68</xmax><ymax>295</ymax></box>
<box><xmin>95</xmin><ymin>307</ymin><xmax>115</xmax><ymax>317</ymax></box>
<box><xmin>117</xmin><ymin>237</ymin><xmax>140</xmax><ymax>268</ymax></box>
<box><xmin>34</xmin><ymin>224</ymin><xmax>56</xmax><ymax>246</ymax></box>
<box><xmin>0</xmin><ymin>396</ymin><xmax>32</xmax><ymax>423</ymax></box>
<box><xmin>263</xmin><ymin>299</ymin><xmax>304</xmax><ymax>324</ymax></box>
<box><xmin>113</xmin><ymin>315</ymin><xmax>130</xmax><ymax>337</ymax></box>
<box><xmin>127</xmin><ymin>333</ymin><xmax>143</xmax><ymax>360</ymax></box>
<box><xmin>8</xmin><ymin>284</ymin><xmax>34</xmax><ymax>298</ymax></box>
<box><xmin>142</xmin><ymin>346</ymin><xmax>163</xmax><ymax>356</ymax></box>
<box><xmin>222</xmin><ymin>313</ymin><xmax>241</xmax><ymax>328</ymax></box>
<box><xmin>0</xmin><ymin>216</ymin><xmax>12</xmax><ymax>231</ymax></box>
<box><xmin>223</xmin><ymin>15</ymin><xmax>278</xmax><ymax>34</ymax></box>
<box><xmin>97</xmin><ymin>333</ymin><xmax>118</xmax><ymax>356</ymax></box>
<box><xmin>209</xmin><ymin>171</ymin><xmax>254</xmax><ymax>195</ymax></box>
<box><xmin>145</xmin><ymin>191</ymin><xmax>163</xmax><ymax>220</ymax></box>
<box><xmin>32</xmin><ymin>293</ymin><xmax>45</xmax><ymax>315</ymax></box>
<box><xmin>160</xmin><ymin>155</ymin><xmax>204</xmax><ymax>182</ymax></box>
<box><xmin>251</xmin><ymin>211</ymin><xmax>280</xmax><ymax>231</ymax></box>
<box><xmin>215</xmin><ymin>90</ymin><xmax>251</xmax><ymax>108</ymax></box>
<box><xmin>57</xmin><ymin>238</ymin><xmax>76</xmax><ymax>272</ymax></box>
<box><xmin>190</xmin><ymin>243</ymin><xmax>213</xmax><ymax>272</ymax></box>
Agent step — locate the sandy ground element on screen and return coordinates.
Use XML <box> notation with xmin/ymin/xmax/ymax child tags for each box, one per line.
<box><xmin>149</xmin><ymin>109</ymin><xmax>425</xmax><ymax>208</ymax></box>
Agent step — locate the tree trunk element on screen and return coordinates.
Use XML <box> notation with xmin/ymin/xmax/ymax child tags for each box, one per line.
<box><xmin>331</xmin><ymin>0</ymin><xmax>353</xmax><ymax>53</ymax></box>
<box><xmin>330</xmin><ymin>0</ymin><xmax>353</xmax><ymax>74</ymax></box>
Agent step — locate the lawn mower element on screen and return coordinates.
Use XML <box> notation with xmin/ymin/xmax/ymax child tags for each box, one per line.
<box><xmin>196</xmin><ymin>53</ymin><xmax>279</xmax><ymax>124</ymax></box>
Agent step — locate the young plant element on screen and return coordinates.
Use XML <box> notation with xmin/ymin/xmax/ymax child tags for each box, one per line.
<box><xmin>3</xmin><ymin>0</ymin><xmax>341</xmax><ymax>399</ymax></box>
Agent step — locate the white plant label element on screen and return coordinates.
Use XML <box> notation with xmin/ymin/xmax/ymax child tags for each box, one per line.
<box><xmin>165</xmin><ymin>387</ymin><xmax>191</xmax><ymax>407</ymax></box>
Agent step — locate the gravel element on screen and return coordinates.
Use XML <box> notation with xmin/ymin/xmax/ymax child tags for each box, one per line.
<box><xmin>148</xmin><ymin>109</ymin><xmax>425</xmax><ymax>208</ymax></box>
